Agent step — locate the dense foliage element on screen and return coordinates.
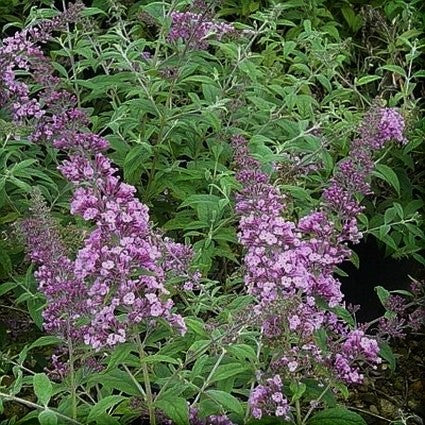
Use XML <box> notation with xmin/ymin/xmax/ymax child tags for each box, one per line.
<box><xmin>0</xmin><ymin>1</ymin><xmax>424</xmax><ymax>424</ymax></box>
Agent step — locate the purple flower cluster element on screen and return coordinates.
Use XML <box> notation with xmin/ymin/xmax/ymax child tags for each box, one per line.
<box><xmin>168</xmin><ymin>11</ymin><xmax>234</xmax><ymax>49</ymax></box>
<box><xmin>249</xmin><ymin>375</ymin><xmax>290</xmax><ymax>419</ymax></box>
<box><xmin>377</xmin><ymin>280</ymin><xmax>425</xmax><ymax>339</ymax></box>
<box><xmin>232</xmin><ymin>108</ymin><xmax>406</xmax><ymax>417</ymax></box>
<box><xmin>334</xmin><ymin>330</ymin><xmax>380</xmax><ymax>383</ymax></box>
<box><xmin>366</xmin><ymin>107</ymin><xmax>406</xmax><ymax>149</ymax></box>
<box><xmin>20</xmin><ymin>190</ymin><xmax>89</xmax><ymax>339</ymax></box>
<box><xmin>322</xmin><ymin>106</ymin><xmax>406</xmax><ymax>243</ymax></box>
<box><xmin>0</xmin><ymin>1</ymin><xmax>83</xmax><ymax>118</ymax></box>
<box><xmin>232</xmin><ymin>135</ymin><xmax>346</xmax><ymax>311</ymax></box>
<box><xmin>2</xmin><ymin>7</ymin><xmax>193</xmax><ymax>349</ymax></box>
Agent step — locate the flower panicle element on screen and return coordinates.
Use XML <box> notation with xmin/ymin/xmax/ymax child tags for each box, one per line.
<box><xmin>2</xmin><ymin>6</ymin><xmax>194</xmax><ymax>350</ymax></box>
<box><xmin>233</xmin><ymin>106</ymin><xmax>406</xmax><ymax>417</ymax></box>
<box><xmin>168</xmin><ymin>10</ymin><xmax>234</xmax><ymax>49</ymax></box>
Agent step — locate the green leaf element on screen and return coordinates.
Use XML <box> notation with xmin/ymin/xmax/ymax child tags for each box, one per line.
<box><xmin>205</xmin><ymin>390</ymin><xmax>244</xmax><ymax>416</ymax></box>
<box><xmin>33</xmin><ymin>373</ymin><xmax>52</xmax><ymax>406</ymax></box>
<box><xmin>155</xmin><ymin>396</ymin><xmax>189</xmax><ymax>425</ymax></box>
<box><xmin>15</xmin><ymin>292</ymin><xmax>34</xmax><ymax>304</ymax></box>
<box><xmin>29</xmin><ymin>336</ymin><xmax>62</xmax><ymax>351</ymax></box>
<box><xmin>405</xmin><ymin>223</ymin><xmax>424</xmax><ymax>238</ymax></box>
<box><xmin>373</xmin><ymin>164</ymin><xmax>400</xmax><ymax>195</ymax></box>
<box><xmin>190</xmin><ymin>355</ymin><xmax>208</xmax><ymax>380</ymax></box>
<box><xmin>106</xmin><ymin>343</ymin><xmax>135</xmax><ymax>371</ymax></box>
<box><xmin>11</xmin><ymin>159</ymin><xmax>37</xmax><ymax>174</ymax></box>
<box><xmin>8</xmin><ymin>176</ymin><xmax>32</xmax><ymax>192</ymax></box>
<box><xmin>185</xmin><ymin>317</ymin><xmax>207</xmax><ymax>337</ymax></box>
<box><xmin>393</xmin><ymin>203</ymin><xmax>404</xmax><ymax>218</ymax></box>
<box><xmin>375</xmin><ymin>285</ymin><xmax>391</xmax><ymax>307</ymax></box>
<box><xmin>379</xmin><ymin>341</ymin><xmax>396</xmax><ymax>372</ymax></box>
<box><xmin>314</xmin><ymin>328</ymin><xmax>328</xmax><ymax>352</ymax></box>
<box><xmin>307</xmin><ymin>407</ymin><xmax>367</xmax><ymax>425</ymax></box>
<box><xmin>123</xmin><ymin>144</ymin><xmax>152</xmax><ymax>184</ymax></box>
<box><xmin>413</xmin><ymin>253</ymin><xmax>425</xmax><ymax>266</ymax></box>
<box><xmin>380</xmin><ymin>64</ymin><xmax>406</xmax><ymax>77</ymax></box>
<box><xmin>27</xmin><ymin>298</ymin><xmax>44</xmax><ymax>329</ymax></box>
<box><xmin>213</xmin><ymin>227</ymin><xmax>237</xmax><ymax>243</ymax></box>
<box><xmin>290</xmin><ymin>382</ymin><xmax>307</xmax><ymax>402</ymax></box>
<box><xmin>142</xmin><ymin>1</ymin><xmax>168</xmax><ymax>20</ymax></box>
<box><xmin>187</xmin><ymin>340</ymin><xmax>211</xmax><ymax>358</ymax></box>
<box><xmin>413</xmin><ymin>70</ymin><xmax>425</xmax><ymax>78</ymax></box>
<box><xmin>356</xmin><ymin>75</ymin><xmax>381</xmax><ymax>85</ymax></box>
<box><xmin>384</xmin><ymin>208</ymin><xmax>396</xmax><ymax>224</ymax></box>
<box><xmin>81</xmin><ymin>7</ymin><xmax>108</xmax><ymax>16</ymax></box>
<box><xmin>316</xmin><ymin>75</ymin><xmax>332</xmax><ymax>92</ymax></box>
<box><xmin>0</xmin><ymin>281</ymin><xmax>15</xmax><ymax>296</ymax></box>
<box><xmin>94</xmin><ymin>414</ymin><xmax>121</xmax><ymax>425</ymax></box>
<box><xmin>341</xmin><ymin>5</ymin><xmax>363</xmax><ymax>31</ymax></box>
<box><xmin>91</xmin><ymin>370</ymin><xmax>140</xmax><ymax>396</ymax></box>
<box><xmin>350</xmin><ymin>250</ymin><xmax>360</xmax><ymax>269</ymax></box>
<box><xmin>0</xmin><ymin>250</ymin><xmax>12</xmax><ymax>274</ymax></box>
<box><xmin>372</xmin><ymin>231</ymin><xmax>398</xmax><ymax>250</ymax></box>
<box><xmin>0</xmin><ymin>212</ymin><xmax>19</xmax><ymax>224</ymax></box>
<box><xmin>210</xmin><ymin>363</ymin><xmax>250</xmax><ymax>383</ymax></box>
<box><xmin>180</xmin><ymin>194</ymin><xmax>222</xmax><ymax>210</ymax></box>
<box><xmin>87</xmin><ymin>396</ymin><xmax>125</xmax><ymax>422</ymax></box>
<box><xmin>391</xmin><ymin>290</ymin><xmax>413</xmax><ymax>297</ymax></box>
<box><xmin>12</xmin><ymin>369</ymin><xmax>23</xmax><ymax>395</ymax></box>
<box><xmin>38</xmin><ymin>410</ymin><xmax>57</xmax><ymax>425</ymax></box>
<box><xmin>303</xmin><ymin>379</ymin><xmax>336</xmax><ymax>407</ymax></box>
<box><xmin>227</xmin><ymin>344</ymin><xmax>257</xmax><ymax>362</ymax></box>
<box><xmin>141</xmin><ymin>354</ymin><xmax>180</xmax><ymax>365</ymax></box>
<box><xmin>182</xmin><ymin>75</ymin><xmax>218</xmax><ymax>85</ymax></box>
<box><xmin>331</xmin><ymin>307</ymin><xmax>355</xmax><ymax>327</ymax></box>
<box><xmin>51</xmin><ymin>62</ymin><xmax>68</xmax><ymax>78</ymax></box>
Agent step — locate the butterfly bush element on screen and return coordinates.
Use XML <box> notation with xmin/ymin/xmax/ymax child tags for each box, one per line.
<box><xmin>232</xmin><ymin>107</ymin><xmax>406</xmax><ymax>419</ymax></box>
<box><xmin>0</xmin><ymin>3</ymin><xmax>415</xmax><ymax>422</ymax></box>
<box><xmin>0</xmin><ymin>5</ymin><xmax>195</xmax><ymax>350</ymax></box>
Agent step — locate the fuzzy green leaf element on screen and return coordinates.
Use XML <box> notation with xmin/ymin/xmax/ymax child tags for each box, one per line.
<box><xmin>87</xmin><ymin>396</ymin><xmax>125</xmax><ymax>422</ymax></box>
<box><xmin>307</xmin><ymin>407</ymin><xmax>367</xmax><ymax>425</ymax></box>
<box><xmin>33</xmin><ymin>373</ymin><xmax>52</xmax><ymax>406</ymax></box>
<box><xmin>155</xmin><ymin>396</ymin><xmax>189</xmax><ymax>425</ymax></box>
<box><xmin>38</xmin><ymin>410</ymin><xmax>57</xmax><ymax>425</ymax></box>
<box><xmin>205</xmin><ymin>390</ymin><xmax>244</xmax><ymax>416</ymax></box>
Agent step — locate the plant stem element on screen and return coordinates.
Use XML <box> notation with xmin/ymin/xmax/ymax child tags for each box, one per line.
<box><xmin>123</xmin><ymin>364</ymin><xmax>147</xmax><ymax>397</ymax></box>
<box><xmin>152</xmin><ymin>0</ymin><xmax>180</xmax><ymax>67</ymax></box>
<box><xmin>366</xmin><ymin>217</ymin><xmax>416</xmax><ymax>234</ymax></box>
<box><xmin>244</xmin><ymin>338</ymin><xmax>262</xmax><ymax>421</ymax></box>
<box><xmin>295</xmin><ymin>399</ymin><xmax>302</xmax><ymax>425</ymax></box>
<box><xmin>67</xmin><ymin>333</ymin><xmax>77</xmax><ymax>420</ymax></box>
<box><xmin>0</xmin><ymin>392</ymin><xmax>82</xmax><ymax>425</ymax></box>
<box><xmin>302</xmin><ymin>383</ymin><xmax>331</xmax><ymax>423</ymax></box>
<box><xmin>142</xmin><ymin>358</ymin><xmax>155</xmax><ymax>424</ymax></box>
<box><xmin>156</xmin><ymin>322</ymin><xmax>248</xmax><ymax>401</ymax></box>
<box><xmin>0</xmin><ymin>304</ymin><xmax>29</xmax><ymax>314</ymax></box>
<box><xmin>135</xmin><ymin>334</ymin><xmax>156</xmax><ymax>425</ymax></box>
<box><xmin>192</xmin><ymin>347</ymin><xmax>226</xmax><ymax>405</ymax></box>
<box><xmin>61</xmin><ymin>0</ymin><xmax>81</xmax><ymax>106</ymax></box>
